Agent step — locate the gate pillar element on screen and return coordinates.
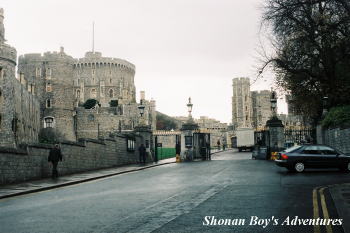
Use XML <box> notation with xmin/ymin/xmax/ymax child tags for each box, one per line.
<box><xmin>180</xmin><ymin>121</ymin><xmax>199</xmax><ymax>161</ymax></box>
<box><xmin>134</xmin><ymin>125</ymin><xmax>153</xmax><ymax>162</ymax></box>
<box><xmin>266</xmin><ymin>117</ymin><xmax>285</xmax><ymax>158</ymax></box>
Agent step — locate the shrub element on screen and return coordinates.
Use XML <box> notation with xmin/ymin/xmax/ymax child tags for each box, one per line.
<box><xmin>83</xmin><ymin>99</ymin><xmax>98</xmax><ymax>109</ymax></box>
<box><xmin>38</xmin><ymin>128</ymin><xmax>63</xmax><ymax>144</ymax></box>
<box><xmin>109</xmin><ymin>100</ymin><xmax>118</xmax><ymax>107</ymax></box>
<box><xmin>322</xmin><ymin>105</ymin><xmax>350</xmax><ymax>128</ymax></box>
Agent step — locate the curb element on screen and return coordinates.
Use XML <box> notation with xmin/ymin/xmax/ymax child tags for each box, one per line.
<box><xmin>0</xmin><ymin>161</ymin><xmax>176</xmax><ymax>200</ymax></box>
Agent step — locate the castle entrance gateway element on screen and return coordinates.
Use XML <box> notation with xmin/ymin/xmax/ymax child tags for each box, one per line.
<box><xmin>153</xmin><ymin>130</ymin><xmax>181</xmax><ymax>161</ymax></box>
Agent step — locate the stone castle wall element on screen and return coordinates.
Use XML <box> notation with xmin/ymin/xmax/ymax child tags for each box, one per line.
<box><xmin>0</xmin><ymin>14</ymin><xmax>40</xmax><ymax>147</ymax></box>
<box><xmin>0</xmin><ymin>135</ymin><xmax>142</xmax><ymax>185</ymax></box>
<box><xmin>324</xmin><ymin>127</ymin><xmax>350</xmax><ymax>154</ymax></box>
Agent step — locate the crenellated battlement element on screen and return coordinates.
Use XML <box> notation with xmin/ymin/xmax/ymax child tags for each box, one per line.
<box><xmin>74</xmin><ymin>51</ymin><xmax>135</xmax><ymax>72</ymax></box>
<box><xmin>0</xmin><ymin>43</ymin><xmax>17</xmax><ymax>64</ymax></box>
<box><xmin>232</xmin><ymin>77</ymin><xmax>250</xmax><ymax>85</ymax></box>
<box><xmin>18</xmin><ymin>48</ymin><xmax>76</xmax><ymax>64</ymax></box>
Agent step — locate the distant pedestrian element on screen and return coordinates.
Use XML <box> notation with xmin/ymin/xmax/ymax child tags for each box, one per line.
<box><xmin>138</xmin><ymin>144</ymin><xmax>146</xmax><ymax>164</ymax></box>
<box><xmin>217</xmin><ymin>140</ymin><xmax>221</xmax><ymax>150</ymax></box>
<box><xmin>48</xmin><ymin>144</ymin><xmax>62</xmax><ymax>179</ymax></box>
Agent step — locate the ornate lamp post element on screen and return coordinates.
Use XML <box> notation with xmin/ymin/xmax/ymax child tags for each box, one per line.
<box><xmin>187</xmin><ymin>97</ymin><xmax>193</xmax><ymax>119</ymax></box>
<box><xmin>138</xmin><ymin>99</ymin><xmax>145</xmax><ymax>125</ymax></box>
<box><xmin>270</xmin><ymin>91</ymin><xmax>277</xmax><ymax>117</ymax></box>
<box><xmin>180</xmin><ymin>97</ymin><xmax>199</xmax><ymax>161</ymax></box>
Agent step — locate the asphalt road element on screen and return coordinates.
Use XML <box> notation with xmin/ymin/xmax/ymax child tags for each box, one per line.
<box><xmin>0</xmin><ymin>150</ymin><xmax>349</xmax><ymax>233</ymax></box>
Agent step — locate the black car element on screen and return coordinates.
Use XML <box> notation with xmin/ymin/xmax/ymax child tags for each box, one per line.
<box><xmin>275</xmin><ymin>144</ymin><xmax>350</xmax><ymax>172</ymax></box>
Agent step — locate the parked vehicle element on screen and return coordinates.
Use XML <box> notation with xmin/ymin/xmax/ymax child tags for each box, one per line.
<box><xmin>275</xmin><ymin>145</ymin><xmax>350</xmax><ymax>172</ymax></box>
<box><xmin>235</xmin><ymin>128</ymin><xmax>254</xmax><ymax>152</ymax></box>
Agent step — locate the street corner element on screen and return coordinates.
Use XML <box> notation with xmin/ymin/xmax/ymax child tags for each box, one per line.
<box><xmin>312</xmin><ymin>185</ymin><xmax>347</xmax><ymax>233</ymax></box>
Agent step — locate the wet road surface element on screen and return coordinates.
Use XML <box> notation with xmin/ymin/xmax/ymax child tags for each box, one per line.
<box><xmin>0</xmin><ymin>150</ymin><xmax>349</xmax><ymax>233</ymax></box>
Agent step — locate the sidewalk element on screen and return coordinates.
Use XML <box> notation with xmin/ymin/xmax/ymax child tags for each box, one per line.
<box><xmin>0</xmin><ymin>158</ymin><xmax>176</xmax><ymax>199</ymax></box>
<box><xmin>329</xmin><ymin>183</ymin><xmax>350</xmax><ymax>233</ymax></box>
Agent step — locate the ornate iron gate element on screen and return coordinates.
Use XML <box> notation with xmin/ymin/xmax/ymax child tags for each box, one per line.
<box><xmin>284</xmin><ymin>128</ymin><xmax>316</xmax><ymax>145</ymax></box>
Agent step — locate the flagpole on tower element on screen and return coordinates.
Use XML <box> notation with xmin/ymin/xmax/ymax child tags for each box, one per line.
<box><xmin>92</xmin><ymin>21</ymin><xmax>95</xmax><ymax>53</ymax></box>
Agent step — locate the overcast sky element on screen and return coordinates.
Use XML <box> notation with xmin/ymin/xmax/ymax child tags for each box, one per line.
<box><xmin>2</xmin><ymin>0</ymin><xmax>286</xmax><ymax>123</ymax></box>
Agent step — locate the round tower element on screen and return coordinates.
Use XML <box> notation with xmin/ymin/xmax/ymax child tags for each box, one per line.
<box><xmin>73</xmin><ymin>51</ymin><xmax>136</xmax><ymax>107</ymax></box>
<box><xmin>0</xmin><ymin>8</ymin><xmax>18</xmax><ymax>146</ymax></box>
<box><xmin>18</xmin><ymin>48</ymin><xmax>77</xmax><ymax>141</ymax></box>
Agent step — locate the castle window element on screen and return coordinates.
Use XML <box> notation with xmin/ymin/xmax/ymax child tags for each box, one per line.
<box><xmin>110</xmin><ymin>78</ymin><xmax>112</xmax><ymax>83</ymax></box>
<box><xmin>127</xmin><ymin>138</ymin><xmax>135</xmax><ymax>152</ymax></box>
<box><xmin>91</xmin><ymin>88</ymin><xmax>97</xmax><ymax>98</ymax></box>
<box><xmin>46</xmin><ymin>83</ymin><xmax>52</xmax><ymax>92</ymax></box>
<box><xmin>11</xmin><ymin>118</ymin><xmax>18</xmax><ymax>132</ymax></box>
<box><xmin>76</xmin><ymin>89</ymin><xmax>80</xmax><ymax>98</ymax></box>
<box><xmin>46</xmin><ymin>68</ymin><xmax>51</xmax><ymax>79</ymax></box>
<box><xmin>36</xmin><ymin>67</ymin><xmax>41</xmax><ymax>77</ymax></box>
<box><xmin>46</xmin><ymin>99</ymin><xmax>52</xmax><ymax>108</ymax></box>
<box><xmin>246</xmin><ymin>116</ymin><xmax>248</xmax><ymax>121</ymax></box>
<box><xmin>109</xmin><ymin>89</ymin><xmax>114</xmax><ymax>98</ymax></box>
<box><xmin>44</xmin><ymin>117</ymin><xmax>54</xmax><ymax>128</ymax></box>
<box><xmin>88</xmin><ymin>114</ymin><xmax>94</xmax><ymax>121</ymax></box>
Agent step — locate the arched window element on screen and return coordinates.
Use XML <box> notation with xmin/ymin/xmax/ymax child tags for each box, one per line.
<box><xmin>46</xmin><ymin>83</ymin><xmax>52</xmax><ymax>92</ymax></box>
<box><xmin>88</xmin><ymin>114</ymin><xmax>94</xmax><ymax>121</ymax></box>
<box><xmin>109</xmin><ymin>89</ymin><xmax>114</xmax><ymax>98</ymax></box>
<box><xmin>44</xmin><ymin>117</ymin><xmax>54</xmax><ymax>128</ymax></box>
<box><xmin>76</xmin><ymin>89</ymin><xmax>81</xmax><ymax>98</ymax></box>
<box><xmin>91</xmin><ymin>89</ymin><xmax>96</xmax><ymax>98</ymax></box>
<box><xmin>46</xmin><ymin>99</ymin><xmax>52</xmax><ymax>108</ymax></box>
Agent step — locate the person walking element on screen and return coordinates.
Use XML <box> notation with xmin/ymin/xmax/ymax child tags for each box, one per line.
<box><xmin>48</xmin><ymin>144</ymin><xmax>62</xmax><ymax>179</ymax></box>
<box><xmin>138</xmin><ymin>144</ymin><xmax>146</xmax><ymax>164</ymax></box>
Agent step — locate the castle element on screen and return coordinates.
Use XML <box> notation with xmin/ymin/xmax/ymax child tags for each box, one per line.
<box><xmin>0</xmin><ymin>8</ymin><xmax>156</xmax><ymax>147</ymax></box>
<box><xmin>232</xmin><ymin>77</ymin><xmax>305</xmax><ymax>130</ymax></box>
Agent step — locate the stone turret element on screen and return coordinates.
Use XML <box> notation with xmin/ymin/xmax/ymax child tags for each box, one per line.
<box><xmin>0</xmin><ymin>8</ymin><xmax>40</xmax><ymax>147</ymax></box>
<box><xmin>0</xmin><ymin>8</ymin><xmax>5</xmax><ymax>43</ymax></box>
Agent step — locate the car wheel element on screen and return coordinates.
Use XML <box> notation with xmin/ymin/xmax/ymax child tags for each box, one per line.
<box><xmin>340</xmin><ymin>162</ymin><xmax>350</xmax><ymax>172</ymax></box>
<box><xmin>294</xmin><ymin>162</ymin><xmax>305</xmax><ymax>172</ymax></box>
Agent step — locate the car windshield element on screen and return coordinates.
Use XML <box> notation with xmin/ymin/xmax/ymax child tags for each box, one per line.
<box><xmin>284</xmin><ymin>145</ymin><xmax>303</xmax><ymax>153</ymax></box>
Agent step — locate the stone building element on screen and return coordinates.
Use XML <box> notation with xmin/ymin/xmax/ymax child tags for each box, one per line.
<box><xmin>173</xmin><ymin>115</ymin><xmax>228</xmax><ymax>147</ymax></box>
<box><xmin>18</xmin><ymin>48</ymin><xmax>76</xmax><ymax>141</ymax></box>
<box><xmin>73</xmin><ymin>51</ymin><xmax>136</xmax><ymax>107</ymax></box>
<box><xmin>251</xmin><ymin>90</ymin><xmax>272</xmax><ymax>130</ymax></box>
<box><xmin>0</xmin><ymin>8</ymin><xmax>40</xmax><ymax>147</ymax></box>
<box><xmin>232</xmin><ymin>77</ymin><xmax>253</xmax><ymax>129</ymax></box>
<box><xmin>0</xmin><ymin>8</ymin><xmax>156</xmax><ymax>145</ymax></box>
<box><xmin>17</xmin><ymin>48</ymin><xmax>156</xmax><ymax>141</ymax></box>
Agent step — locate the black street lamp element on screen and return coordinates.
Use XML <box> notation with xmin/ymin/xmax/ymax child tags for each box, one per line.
<box><xmin>138</xmin><ymin>100</ymin><xmax>145</xmax><ymax>117</ymax></box>
<box><xmin>187</xmin><ymin>97</ymin><xmax>193</xmax><ymax>118</ymax></box>
<box><xmin>270</xmin><ymin>91</ymin><xmax>277</xmax><ymax>116</ymax></box>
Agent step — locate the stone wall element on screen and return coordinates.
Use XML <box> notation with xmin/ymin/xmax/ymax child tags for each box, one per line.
<box><xmin>324</xmin><ymin>127</ymin><xmax>350</xmax><ymax>154</ymax></box>
<box><xmin>0</xmin><ymin>134</ymin><xmax>142</xmax><ymax>185</ymax></box>
<box><xmin>155</xmin><ymin>135</ymin><xmax>177</xmax><ymax>148</ymax></box>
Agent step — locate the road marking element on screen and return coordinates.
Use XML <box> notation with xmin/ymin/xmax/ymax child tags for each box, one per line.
<box><xmin>319</xmin><ymin>187</ymin><xmax>333</xmax><ymax>233</ymax></box>
<box><xmin>313</xmin><ymin>187</ymin><xmax>321</xmax><ymax>233</ymax></box>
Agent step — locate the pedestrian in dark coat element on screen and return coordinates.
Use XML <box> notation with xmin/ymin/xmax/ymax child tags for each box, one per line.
<box><xmin>138</xmin><ymin>144</ymin><xmax>146</xmax><ymax>164</ymax></box>
<box><xmin>48</xmin><ymin>144</ymin><xmax>62</xmax><ymax>179</ymax></box>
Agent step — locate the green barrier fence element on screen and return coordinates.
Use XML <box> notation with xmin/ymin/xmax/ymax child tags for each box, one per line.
<box><xmin>156</xmin><ymin>147</ymin><xmax>176</xmax><ymax>160</ymax></box>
